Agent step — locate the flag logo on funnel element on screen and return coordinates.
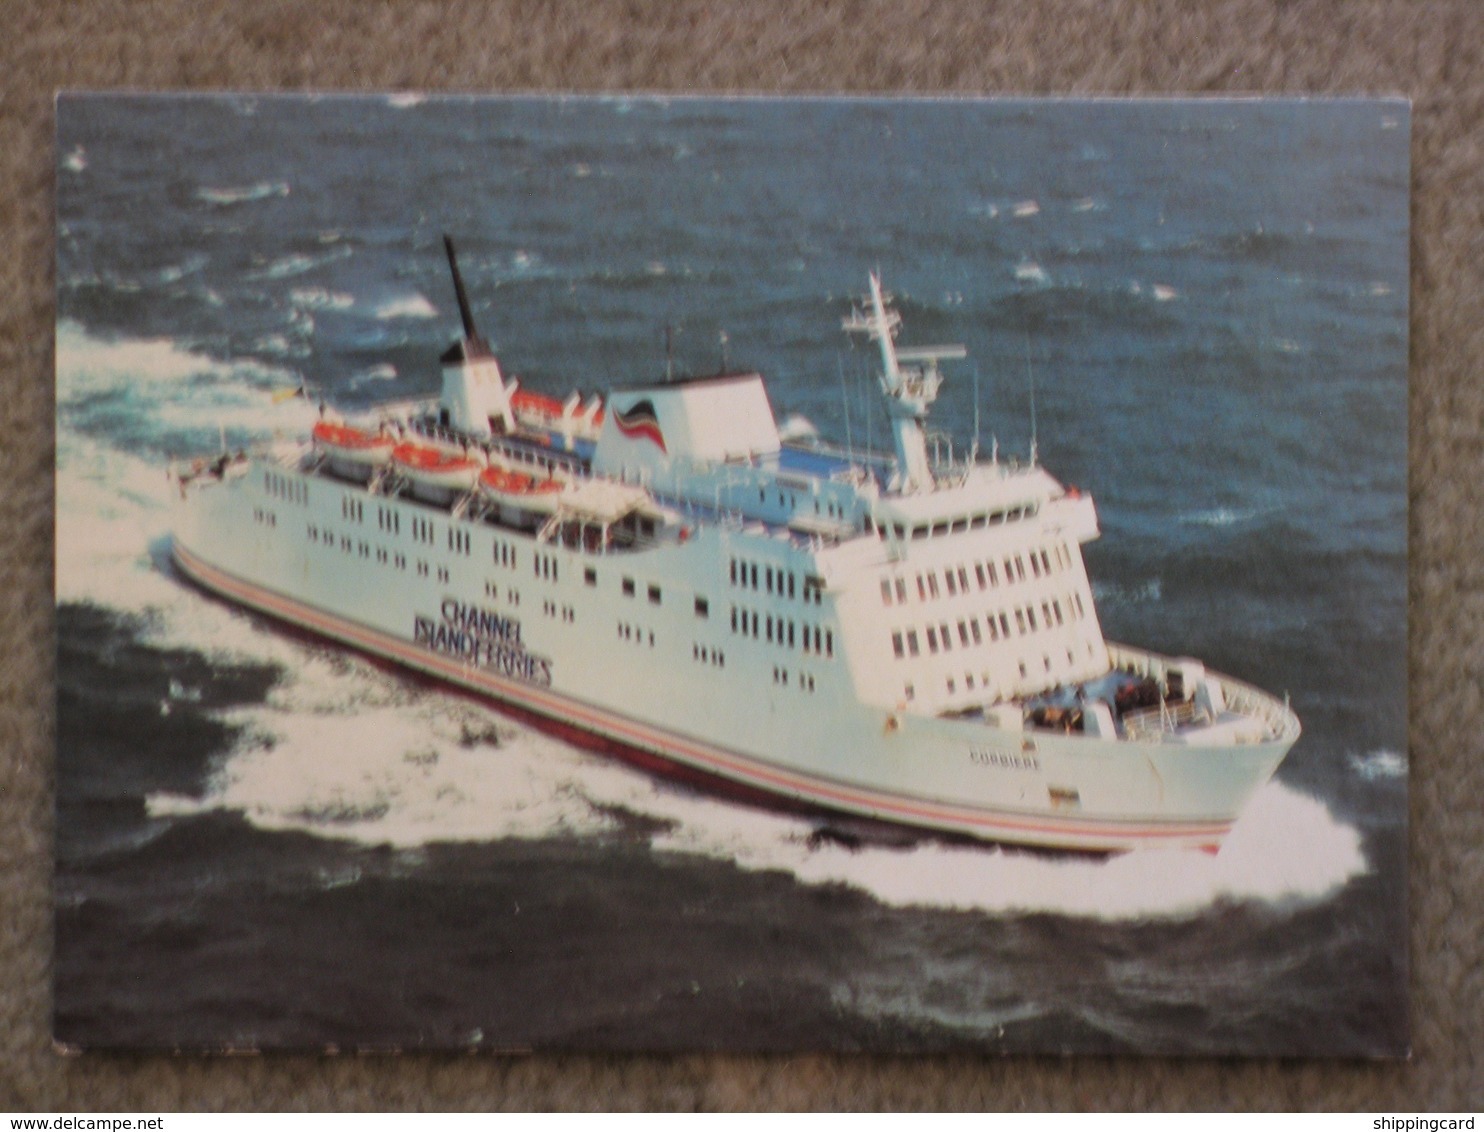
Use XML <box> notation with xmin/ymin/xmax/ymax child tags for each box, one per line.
<box><xmin>613</xmin><ymin>398</ymin><xmax>667</xmax><ymax>452</ymax></box>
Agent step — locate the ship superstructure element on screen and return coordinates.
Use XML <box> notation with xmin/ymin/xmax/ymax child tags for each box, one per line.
<box><xmin>170</xmin><ymin>239</ymin><xmax>1299</xmax><ymax>853</ymax></box>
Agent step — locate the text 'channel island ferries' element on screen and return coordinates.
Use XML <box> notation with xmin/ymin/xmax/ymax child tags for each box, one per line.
<box><xmin>170</xmin><ymin>238</ymin><xmax>1300</xmax><ymax>854</ymax></box>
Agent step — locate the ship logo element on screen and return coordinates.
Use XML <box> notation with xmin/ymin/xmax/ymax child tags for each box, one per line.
<box><xmin>613</xmin><ymin>398</ymin><xmax>667</xmax><ymax>452</ymax></box>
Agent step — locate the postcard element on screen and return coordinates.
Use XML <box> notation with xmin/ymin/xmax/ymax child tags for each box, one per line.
<box><xmin>54</xmin><ymin>94</ymin><xmax>1409</xmax><ymax>1055</ymax></box>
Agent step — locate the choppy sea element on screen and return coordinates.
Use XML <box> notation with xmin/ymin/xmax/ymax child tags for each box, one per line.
<box><xmin>54</xmin><ymin>95</ymin><xmax>1409</xmax><ymax>1055</ymax></box>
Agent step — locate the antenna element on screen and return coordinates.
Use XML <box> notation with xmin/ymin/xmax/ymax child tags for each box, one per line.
<box><xmin>665</xmin><ymin>324</ymin><xmax>674</xmax><ymax>381</ymax></box>
<box><xmin>1025</xmin><ymin>332</ymin><xmax>1038</xmax><ymax>467</ymax></box>
<box><xmin>971</xmin><ymin>361</ymin><xmax>982</xmax><ymax>464</ymax></box>
<box><xmin>719</xmin><ymin>328</ymin><xmax>729</xmax><ymax>373</ymax></box>
<box><xmin>838</xmin><ymin>353</ymin><xmax>854</xmax><ymax>459</ymax></box>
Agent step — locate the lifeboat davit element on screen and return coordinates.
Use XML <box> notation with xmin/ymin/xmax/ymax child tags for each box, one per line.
<box><xmin>391</xmin><ymin>442</ymin><xmax>480</xmax><ymax>503</ymax></box>
<box><xmin>312</xmin><ymin>421</ymin><xmax>395</xmax><ymax>482</ymax></box>
<box><xmin>479</xmin><ymin>465</ymin><xmax>565</xmax><ymax>526</ymax></box>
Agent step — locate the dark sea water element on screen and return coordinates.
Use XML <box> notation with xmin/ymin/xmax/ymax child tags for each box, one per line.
<box><xmin>54</xmin><ymin>95</ymin><xmax>1409</xmax><ymax>1055</ymax></box>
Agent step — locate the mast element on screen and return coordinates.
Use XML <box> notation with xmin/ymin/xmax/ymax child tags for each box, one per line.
<box><xmin>843</xmin><ymin>273</ymin><xmax>964</xmax><ymax>492</ymax></box>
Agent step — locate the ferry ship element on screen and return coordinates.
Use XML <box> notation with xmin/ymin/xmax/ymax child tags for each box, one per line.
<box><xmin>170</xmin><ymin>238</ymin><xmax>1300</xmax><ymax>854</ymax></box>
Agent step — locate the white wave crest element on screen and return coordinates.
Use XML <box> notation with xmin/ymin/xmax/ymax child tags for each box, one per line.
<box><xmin>1014</xmin><ymin>259</ymin><xmax>1049</xmax><ymax>285</ymax></box>
<box><xmin>731</xmin><ymin>779</ymin><xmax>1365</xmax><ymax>920</ymax></box>
<box><xmin>247</xmin><ymin>245</ymin><xmax>352</xmax><ymax>281</ymax></box>
<box><xmin>352</xmin><ymin>363</ymin><xmax>398</xmax><ymax>383</ymax></box>
<box><xmin>1180</xmin><ymin>507</ymin><xmax>1255</xmax><ymax>528</ymax></box>
<box><xmin>1090</xmin><ymin>577</ymin><xmax>1162</xmax><ymax>607</ymax></box>
<box><xmin>196</xmin><ymin>180</ymin><xmax>289</xmax><ymax>206</ymax></box>
<box><xmin>373</xmin><ymin>293</ymin><xmax>438</xmax><ymax>320</ymax></box>
<box><xmin>1347</xmin><ymin>749</ymin><xmax>1407</xmax><ymax>782</ymax></box>
<box><xmin>289</xmin><ymin>287</ymin><xmax>355</xmax><ymax>312</ymax></box>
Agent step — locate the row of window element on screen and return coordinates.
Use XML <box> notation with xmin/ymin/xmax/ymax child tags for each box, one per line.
<box><xmin>483</xmin><ymin>580</ymin><xmax>521</xmax><ymax>607</ymax></box>
<box><xmin>771</xmin><ymin>665</ymin><xmax>818</xmax><ymax>693</ymax></box>
<box><xmin>752</xmin><ymin>481</ymin><xmax>848</xmax><ymax>520</ymax></box>
<box><xmin>534</xmin><ymin>550</ymin><xmax>559</xmax><ymax>582</ymax></box>
<box><xmin>901</xmin><ymin>642</ymin><xmax>1095</xmax><ymax>705</ymax></box>
<box><xmin>872</xmin><ymin>502</ymin><xmax>1038</xmax><ymax>544</ymax></box>
<box><xmin>692</xmin><ymin>643</ymin><xmax>725</xmax><ymax>668</ymax></box>
<box><xmin>621</xmin><ymin>577</ymin><xmax>662</xmax><ymax>605</ymax></box>
<box><xmin>542</xmin><ymin>598</ymin><xmax>575</xmax><ymax>622</ymax></box>
<box><xmin>253</xmin><ymin>507</ymin><xmax>278</xmax><ymax>528</ymax></box>
<box><xmin>265</xmin><ymin>470</ymin><xmax>308</xmax><ymax>505</ymax></box>
<box><xmin>730</xmin><ymin>605</ymin><xmax>835</xmax><ymax>658</ymax></box>
<box><xmin>309</xmin><ymin>523</ymin><xmax>468</xmax><ymax>582</ymax></box>
<box><xmin>617</xmin><ymin>621</ymin><xmax>655</xmax><ymax>647</ymax></box>
<box><xmin>727</xmin><ymin>558</ymin><xmax>826</xmax><ymax>606</ymax></box>
<box><xmin>890</xmin><ymin>590</ymin><xmax>1088</xmax><ymax>661</ymax></box>
<box><xmin>409</xmin><ymin>515</ymin><xmax>436</xmax><ymax>546</ymax></box>
<box><xmin>880</xmin><ymin>543</ymin><xmax>1073</xmax><ymax>609</ymax></box>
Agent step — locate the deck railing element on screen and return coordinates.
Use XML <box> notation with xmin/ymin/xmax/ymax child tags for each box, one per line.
<box><xmin>1105</xmin><ymin>642</ymin><xmax>1300</xmax><ymax>744</ymax></box>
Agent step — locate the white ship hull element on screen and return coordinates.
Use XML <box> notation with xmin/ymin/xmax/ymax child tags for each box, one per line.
<box><xmin>171</xmin><ymin>455</ymin><xmax>1295</xmax><ymax>853</ymax></box>
<box><xmin>169</xmin><ymin>252</ymin><xmax>1298</xmax><ymax>854</ymax></box>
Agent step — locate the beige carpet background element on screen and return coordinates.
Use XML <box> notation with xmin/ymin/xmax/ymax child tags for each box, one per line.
<box><xmin>4</xmin><ymin>0</ymin><xmax>1480</xmax><ymax>1110</ymax></box>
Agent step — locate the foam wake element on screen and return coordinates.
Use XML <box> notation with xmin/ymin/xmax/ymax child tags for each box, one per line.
<box><xmin>145</xmin><ymin>639</ymin><xmax>1366</xmax><ymax>924</ymax></box>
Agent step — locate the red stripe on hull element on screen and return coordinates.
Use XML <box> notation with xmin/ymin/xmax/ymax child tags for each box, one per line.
<box><xmin>169</xmin><ymin>539</ymin><xmax>1233</xmax><ymax>853</ymax></box>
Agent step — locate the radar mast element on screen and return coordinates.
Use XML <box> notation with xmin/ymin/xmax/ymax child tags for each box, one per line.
<box><xmin>843</xmin><ymin>273</ymin><xmax>965</xmax><ymax>492</ymax></box>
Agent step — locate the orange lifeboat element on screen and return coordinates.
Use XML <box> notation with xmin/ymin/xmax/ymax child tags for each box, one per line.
<box><xmin>391</xmin><ymin>442</ymin><xmax>480</xmax><ymax>502</ymax></box>
<box><xmin>312</xmin><ymin>421</ymin><xmax>394</xmax><ymax>482</ymax></box>
<box><xmin>479</xmin><ymin>465</ymin><xmax>565</xmax><ymax>526</ymax></box>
